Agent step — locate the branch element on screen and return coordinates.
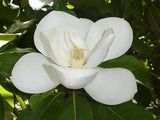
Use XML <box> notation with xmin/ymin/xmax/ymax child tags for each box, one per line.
<box><xmin>131</xmin><ymin>54</ymin><xmax>160</xmax><ymax>59</ymax></box>
<box><xmin>139</xmin><ymin>22</ymin><xmax>160</xmax><ymax>35</ymax></box>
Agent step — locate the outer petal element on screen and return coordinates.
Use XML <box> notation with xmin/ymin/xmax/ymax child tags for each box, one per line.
<box><xmin>84</xmin><ymin>68</ymin><xmax>137</xmax><ymax>105</ymax></box>
<box><xmin>86</xmin><ymin>17</ymin><xmax>133</xmax><ymax>61</ymax></box>
<box><xmin>34</xmin><ymin>11</ymin><xmax>93</xmax><ymax>58</ymax></box>
<box><xmin>51</xmin><ymin>64</ymin><xmax>99</xmax><ymax>89</ymax></box>
<box><xmin>10</xmin><ymin>53</ymin><xmax>59</xmax><ymax>94</ymax></box>
<box><xmin>84</xmin><ymin>28</ymin><xmax>114</xmax><ymax>68</ymax></box>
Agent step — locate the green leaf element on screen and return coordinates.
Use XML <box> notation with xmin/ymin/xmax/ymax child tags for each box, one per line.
<box><xmin>0</xmin><ymin>95</ymin><xmax>4</xmax><ymax>120</ymax></box>
<box><xmin>91</xmin><ymin>101</ymin><xmax>155</xmax><ymax>120</ymax></box>
<box><xmin>3</xmin><ymin>48</ymin><xmax>35</xmax><ymax>54</ymax></box>
<box><xmin>0</xmin><ymin>0</ymin><xmax>20</xmax><ymax>20</ymax></box>
<box><xmin>145</xmin><ymin>3</ymin><xmax>160</xmax><ymax>32</ymax></box>
<box><xmin>0</xmin><ymin>53</ymin><xmax>31</xmax><ymax>96</ymax></box>
<box><xmin>0</xmin><ymin>33</ymin><xmax>18</xmax><ymax>47</ymax></box>
<box><xmin>0</xmin><ymin>75</ymin><xmax>29</xmax><ymax>98</ymax></box>
<box><xmin>6</xmin><ymin>20</ymin><xmax>35</xmax><ymax>33</ymax></box>
<box><xmin>123</xmin><ymin>0</ymin><xmax>142</xmax><ymax>20</ymax></box>
<box><xmin>16</xmin><ymin>107</ymin><xmax>32</xmax><ymax>120</ymax></box>
<box><xmin>0</xmin><ymin>53</ymin><xmax>23</xmax><ymax>77</ymax></box>
<box><xmin>29</xmin><ymin>91</ymin><xmax>53</xmax><ymax>110</ymax></box>
<box><xmin>0</xmin><ymin>33</ymin><xmax>17</xmax><ymax>41</ymax></box>
<box><xmin>135</xmin><ymin>84</ymin><xmax>153</xmax><ymax>107</ymax></box>
<box><xmin>0</xmin><ymin>85</ymin><xmax>14</xmax><ymax>108</ymax></box>
<box><xmin>99</xmin><ymin>55</ymin><xmax>152</xmax><ymax>88</ymax></box>
<box><xmin>55</xmin><ymin>0</ymin><xmax>77</xmax><ymax>17</ymax></box>
<box><xmin>0</xmin><ymin>86</ymin><xmax>14</xmax><ymax>120</ymax></box>
<box><xmin>29</xmin><ymin>92</ymin><xmax>94</xmax><ymax>120</ymax></box>
<box><xmin>16</xmin><ymin>95</ymin><xmax>27</xmax><ymax>110</ymax></box>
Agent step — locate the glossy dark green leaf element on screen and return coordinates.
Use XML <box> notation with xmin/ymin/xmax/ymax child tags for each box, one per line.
<box><xmin>135</xmin><ymin>84</ymin><xmax>153</xmax><ymax>107</ymax></box>
<box><xmin>0</xmin><ymin>33</ymin><xmax>18</xmax><ymax>41</ymax></box>
<box><xmin>29</xmin><ymin>91</ymin><xmax>53</xmax><ymax>110</ymax></box>
<box><xmin>0</xmin><ymin>33</ymin><xmax>19</xmax><ymax>48</ymax></box>
<box><xmin>99</xmin><ymin>55</ymin><xmax>152</xmax><ymax>88</ymax></box>
<box><xmin>16</xmin><ymin>108</ymin><xmax>32</xmax><ymax>120</ymax></box>
<box><xmin>0</xmin><ymin>95</ymin><xmax>4</xmax><ymax>120</ymax></box>
<box><xmin>29</xmin><ymin>92</ymin><xmax>94</xmax><ymax>120</ymax></box>
<box><xmin>2</xmin><ymin>98</ymin><xmax>14</xmax><ymax>120</ymax></box>
<box><xmin>91</xmin><ymin>101</ymin><xmax>155</xmax><ymax>120</ymax></box>
<box><xmin>0</xmin><ymin>85</ymin><xmax>14</xmax><ymax>109</ymax></box>
<box><xmin>0</xmin><ymin>86</ymin><xmax>15</xmax><ymax>120</ymax></box>
<box><xmin>0</xmin><ymin>53</ymin><xmax>23</xmax><ymax>77</ymax></box>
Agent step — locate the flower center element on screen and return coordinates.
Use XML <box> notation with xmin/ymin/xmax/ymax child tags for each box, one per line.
<box><xmin>70</xmin><ymin>46</ymin><xmax>85</xmax><ymax>68</ymax></box>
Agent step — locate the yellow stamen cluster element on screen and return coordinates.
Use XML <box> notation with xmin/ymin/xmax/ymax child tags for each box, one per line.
<box><xmin>70</xmin><ymin>46</ymin><xmax>85</xmax><ymax>68</ymax></box>
<box><xmin>71</xmin><ymin>46</ymin><xmax>84</xmax><ymax>61</ymax></box>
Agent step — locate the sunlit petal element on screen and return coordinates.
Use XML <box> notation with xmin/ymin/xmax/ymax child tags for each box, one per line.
<box><xmin>84</xmin><ymin>28</ymin><xmax>114</xmax><ymax>68</ymax></box>
<box><xmin>86</xmin><ymin>17</ymin><xmax>133</xmax><ymax>61</ymax></box>
<box><xmin>29</xmin><ymin>0</ymin><xmax>53</xmax><ymax>10</ymax></box>
<box><xmin>51</xmin><ymin>64</ymin><xmax>99</xmax><ymax>89</ymax></box>
<box><xmin>11</xmin><ymin>53</ymin><xmax>59</xmax><ymax>93</ymax></box>
<box><xmin>84</xmin><ymin>68</ymin><xmax>137</xmax><ymax>105</ymax></box>
<box><xmin>34</xmin><ymin>11</ymin><xmax>93</xmax><ymax>57</ymax></box>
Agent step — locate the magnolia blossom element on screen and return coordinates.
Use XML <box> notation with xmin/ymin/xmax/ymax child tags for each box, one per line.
<box><xmin>11</xmin><ymin>11</ymin><xmax>137</xmax><ymax>105</ymax></box>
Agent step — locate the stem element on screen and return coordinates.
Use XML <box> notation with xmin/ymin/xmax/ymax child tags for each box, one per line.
<box><xmin>73</xmin><ymin>91</ymin><xmax>77</xmax><ymax>120</ymax></box>
<box><xmin>16</xmin><ymin>96</ymin><xmax>26</xmax><ymax>110</ymax></box>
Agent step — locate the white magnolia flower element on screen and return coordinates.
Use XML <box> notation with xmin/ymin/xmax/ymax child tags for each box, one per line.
<box><xmin>11</xmin><ymin>11</ymin><xmax>137</xmax><ymax>105</ymax></box>
<box><xmin>29</xmin><ymin>0</ymin><xmax>53</xmax><ymax>10</ymax></box>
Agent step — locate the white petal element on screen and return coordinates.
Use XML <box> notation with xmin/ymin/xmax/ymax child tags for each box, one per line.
<box><xmin>84</xmin><ymin>28</ymin><xmax>114</xmax><ymax>68</ymax></box>
<box><xmin>70</xmin><ymin>32</ymin><xmax>88</xmax><ymax>50</ymax></box>
<box><xmin>79</xmin><ymin>18</ymin><xmax>94</xmax><ymax>37</ymax></box>
<box><xmin>39</xmin><ymin>31</ymin><xmax>58</xmax><ymax>65</ymax></box>
<box><xmin>34</xmin><ymin>11</ymin><xmax>93</xmax><ymax>57</ymax></box>
<box><xmin>11</xmin><ymin>53</ymin><xmax>59</xmax><ymax>94</ymax></box>
<box><xmin>29</xmin><ymin>0</ymin><xmax>52</xmax><ymax>10</ymax></box>
<box><xmin>51</xmin><ymin>64</ymin><xmax>99</xmax><ymax>89</ymax></box>
<box><xmin>86</xmin><ymin>17</ymin><xmax>133</xmax><ymax>61</ymax></box>
<box><xmin>45</xmin><ymin>29</ymin><xmax>70</xmax><ymax>67</ymax></box>
<box><xmin>84</xmin><ymin>68</ymin><xmax>137</xmax><ymax>105</ymax></box>
<box><xmin>64</xmin><ymin>32</ymin><xmax>88</xmax><ymax>51</ymax></box>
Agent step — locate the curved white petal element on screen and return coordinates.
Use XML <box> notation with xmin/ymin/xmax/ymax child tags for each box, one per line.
<box><xmin>51</xmin><ymin>64</ymin><xmax>99</xmax><ymax>89</ymax></box>
<box><xmin>86</xmin><ymin>17</ymin><xmax>133</xmax><ymax>61</ymax></box>
<box><xmin>39</xmin><ymin>31</ymin><xmax>59</xmax><ymax>65</ymax></box>
<box><xmin>79</xmin><ymin>18</ymin><xmax>94</xmax><ymax>37</ymax></box>
<box><xmin>84</xmin><ymin>68</ymin><xmax>137</xmax><ymax>105</ymax></box>
<box><xmin>11</xmin><ymin>53</ymin><xmax>59</xmax><ymax>94</ymax></box>
<box><xmin>84</xmin><ymin>28</ymin><xmax>114</xmax><ymax>68</ymax></box>
<box><xmin>34</xmin><ymin>11</ymin><xmax>93</xmax><ymax>58</ymax></box>
<box><xmin>45</xmin><ymin>29</ymin><xmax>70</xmax><ymax>67</ymax></box>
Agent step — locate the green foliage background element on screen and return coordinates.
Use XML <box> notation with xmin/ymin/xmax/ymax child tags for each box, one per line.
<box><xmin>0</xmin><ymin>0</ymin><xmax>160</xmax><ymax>119</ymax></box>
